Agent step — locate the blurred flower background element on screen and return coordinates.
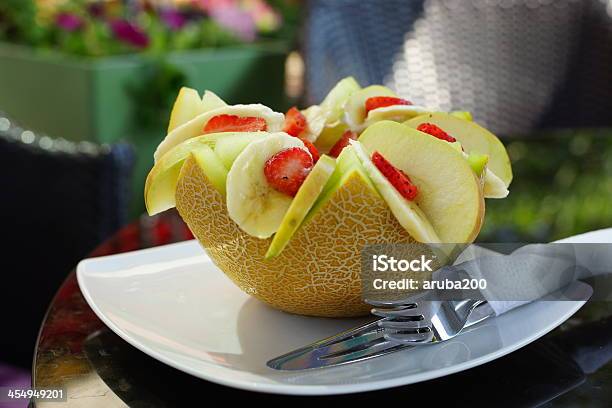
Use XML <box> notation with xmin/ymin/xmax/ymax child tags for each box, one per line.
<box><xmin>0</xmin><ymin>0</ymin><xmax>297</xmax><ymax>55</ymax></box>
<box><xmin>1</xmin><ymin>0</ymin><xmax>612</xmax><ymax>388</ymax></box>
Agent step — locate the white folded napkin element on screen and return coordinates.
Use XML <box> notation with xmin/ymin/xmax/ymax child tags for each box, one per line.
<box><xmin>436</xmin><ymin>240</ymin><xmax>611</xmax><ymax>315</ymax></box>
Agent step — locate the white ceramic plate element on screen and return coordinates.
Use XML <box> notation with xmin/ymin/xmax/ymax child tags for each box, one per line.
<box><xmin>77</xmin><ymin>228</ymin><xmax>610</xmax><ymax>395</ymax></box>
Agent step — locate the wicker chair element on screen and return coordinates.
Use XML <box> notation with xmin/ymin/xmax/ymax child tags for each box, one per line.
<box><xmin>0</xmin><ymin>113</ymin><xmax>135</xmax><ymax>367</ymax></box>
<box><xmin>304</xmin><ymin>0</ymin><xmax>612</xmax><ymax>136</ymax></box>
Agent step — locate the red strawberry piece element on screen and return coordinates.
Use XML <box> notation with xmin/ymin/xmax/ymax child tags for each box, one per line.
<box><xmin>264</xmin><ymin>147</ymin><xmax>314</xmax><ymax>197</ymax></box>
<box><xmin>300</xmin><ymin>139</ymin><xmax>320</xmax><ymax>163</ymax></box>
<box><xmin>203</xmin><ymin>114</ymin><xmax>267</xmax><ymax>134</ymax></box>
<box><xmin>283</xmin><ymin>107</ymin><xmax>307</xmax><ymax>137</ymax></box>
<box><xmin>416</xmin><ymin>123</ymin><xmax>457</xmax><ymax>143</ymax></box>
<box><xmin>365</xmin><ymin>96</ymin><xmax>412</xmax><ymax>114</ymax></box>
<box><xmin>371</xmin><ymin>151</ymin><xmax>418</xmax><ymax>201</ymax></box>
<box><xmin>328</xmin><ymin>130</ymin><xmax>358</xmax><ymax>158</ymax></box>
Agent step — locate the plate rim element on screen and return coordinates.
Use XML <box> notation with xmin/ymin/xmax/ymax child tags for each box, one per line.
<box><xmin>76</xmin><ymin>239</ymin><xmax>591</xmax><ymax>396</ymax></box>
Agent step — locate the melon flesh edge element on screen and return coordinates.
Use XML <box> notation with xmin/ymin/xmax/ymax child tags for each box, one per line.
<box><xmin>175</xmin><ymin>155</ymin><xmax>430</xmax><ymax>317</ymax></box>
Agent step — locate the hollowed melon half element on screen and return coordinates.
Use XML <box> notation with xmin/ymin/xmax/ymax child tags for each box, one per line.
<box><xmin>175</xmin><ymin>154</ymin><xmax>429</xmax><ymax>317</ymax></box>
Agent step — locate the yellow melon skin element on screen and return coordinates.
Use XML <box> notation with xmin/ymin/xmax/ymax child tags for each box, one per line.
<box><xmin>175</xmin><ymin>155</ymin><xmax>422</xmax><ymax>317</ymax></box>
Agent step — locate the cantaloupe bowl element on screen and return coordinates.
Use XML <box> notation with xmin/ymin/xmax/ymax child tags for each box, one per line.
<box><xmin>145</xmin><ymin>78</ymin><xmax>512</xmax><ymax>317</ymax></box>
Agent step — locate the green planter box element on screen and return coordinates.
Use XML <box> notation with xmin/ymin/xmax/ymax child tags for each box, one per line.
<box><xmin>0</xmin><ymin>41</ymin><xmax>289</xmax><ymax>217</ymax></box>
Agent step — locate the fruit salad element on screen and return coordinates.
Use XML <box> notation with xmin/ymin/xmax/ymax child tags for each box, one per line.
<box><xmin>145</xmin><ymin>77</ymin><xmax>512</xmax><ymax>317</ymax></box>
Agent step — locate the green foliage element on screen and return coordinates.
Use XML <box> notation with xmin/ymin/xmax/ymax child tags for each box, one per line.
<box><xmin>479</xmin><ymin>130</ymin><xmax>612</xmax><ymax>243</ymax></box>
<box><xmin>126</xmin><ymin>59</ymin><xmax>187</xmax><ymax>132</ymax></box>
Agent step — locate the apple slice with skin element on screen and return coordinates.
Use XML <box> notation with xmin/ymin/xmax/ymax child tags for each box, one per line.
<box><xmin>298</xmin><ymin>77</ymin><xmax>362</xmax><ymax>142</ymax></box>
<box><xmin>189</xmin><ymin>145</ymin><xmax>228</xmax><ymax>197</ymax></box>
<box><xmin>343</xmin><ymin>85</ymin><xmax>397</xmax><ymax>130</ymax></box>
<box><xmin>315</xmin><ymin>122</ymin><xmax>349</xmax><ymax>153</ymax></box>
<box><xmin>145</xmin><ymin>132</ymin><xmax>266</xmax><ymax>215</ymax></box>
<box><xmin>167</xmin><ymin>89</ymin><xmax>227</xmax><ymax>133</ymax></box>
<box><xmin>349</xmin><ymin>141</ymin><xmax>440</xmax><ymax>243</ymax></box>
<box><xmin>404</xmin><ymin>112</ymin><xmax>512</xmax><ymax>187</ymax></box>
<box><xmin>154</xmin><ymin>104</ymin><xmax>284</xmax><ymax>162</ymax></box>
<box><xmin>167</xmin><ymin>87</ymin><xmax>203</xmax><ymax>133</ymax></box>
<box><xmin>359</xmin><ymin>121</ymin><xmax>484</xmax><ymax>243</ymax></box>
<box><xmin>320</xmin><ymin>76</ymin><xmax>361</xmax><ymax>124</ymax></box>
<box><xmin>265</xmin><ymin>155</ymin><xmax>336</xmax><ymax>258</ymax></box>
<box><xmin>214</xmin><ymin>132</ymin><xmax>269</xmax><ymax>169</ymax></box>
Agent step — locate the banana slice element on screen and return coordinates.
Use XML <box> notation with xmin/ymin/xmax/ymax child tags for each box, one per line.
<box><xmin>226</xmin><ymin>133</ymin><xmax>309</xmax><ymax>238</ymax></box>
<box><xmin>300</xmin><ymin>105</ymin><xmax>327</xmax><ymax>142</ymax></box>
<box><xmin>154</xmin><ymin>104</ymin><xmax>285</xmax><ymax>162</ymax></box>
<box><xmin>483</xmin><ymin>168</ymin><xmax>509</xmax><ymax>198</ymax></box>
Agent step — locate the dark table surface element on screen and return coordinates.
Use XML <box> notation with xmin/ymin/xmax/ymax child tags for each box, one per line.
<box><xmin>32</xmin><ymin>211</ymin><xmax>612</xmax><ymax>407</ymax></box>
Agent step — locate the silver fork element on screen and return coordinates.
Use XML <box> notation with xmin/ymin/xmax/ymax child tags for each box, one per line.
<box><xmin>267</xmin><ymin>298</ymin><xmax>493</xmax><ymax>370</ymax></box>
<box><xmin>368</xmin><ymin>297</ymin><xmax>487</xmax><ymax>344</ymax></box>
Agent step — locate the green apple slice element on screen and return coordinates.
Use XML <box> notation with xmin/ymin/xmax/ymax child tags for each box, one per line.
<box><xmin>265</xmin><ymin>155</ymin><xmax>336</xmax><ymax>258</ymax></box>
<box><xmin>214</xmin><ymin>132</ymin><xmax>269</xmax><ymax>169</ymax></box>
<box><xmin>167</xmin><ymin>88</ymin><xmax>227</xmax><ymax>133</ymax></box>
<box><xmin>359</xmin><ymin>121</ymin><xmax>484</xmax><ymax>243</ymax></box>
<box><xmin>315</xmin><ymin>122</ymin><xmax>349</xmax><ymax>153</ymax></box>
<box><xmin>450</xmin><ymin>111</ymin><xmax>473</xmax><ymax>121</ymax></box>
<box><xmin>201</xmin><ymin>90</ymin><xmax>226</xmax><ymax>112</ymax></box>
<box><xmin>189</xmin><ymin>145</ymin><xmax>228</xmax><ymax>196</ymax></box>
<box><xmin>154</xmin><ymin>104</ymin><xmax>284</xmax><ymax>162</ymax></box>
<box><xmin>466</xmin><ymin>152</ymin><xmax>488</xmax><ymax>175</ymax></box>
<box><xmin>145</xmin><ymin>132</ymin><xmax>267</xmax><ymax>215</ymax></box>
<box><xmin>308</xmin><ymin>145</ymin><xmax>377</xmax><ymax>221</ymax></box>
<box><xmin>320</xmin><ymin>76</ymin><xmax>362</xmax><ymax>124</ymax></box>
<box><xmin>363</xmin><ymin>105</ymin><xmax>431</xmax><ymax>128</ymax></box>
<box><xmin>349</xmin><ymin>141</ymin><xmax>440</xmax><ymax>243</ymax></box>
<box><xmin>167</xmin><ymin>87</ymin><xmax>204</xmax><ymax>133</ymax></box>
<box><xmin>344</xmin><ymin>85</ymin><xmax>397</xmax><ymax>130</ymax></box>
<box><xmin>404</xmin><ymin>112</ymin><xmax>512</xmax><ymax>186</ymax></box>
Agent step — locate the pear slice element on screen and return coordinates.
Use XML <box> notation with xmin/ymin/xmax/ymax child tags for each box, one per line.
<box><xmin>349</xmin><ymin>141</ymin><xmax>440</xmax><ymax>243</ymax></box>
<box><xmin>154</xmin><ymin>104</ymin><xmax>284</xmax><ymax>162</ymax></box>
<box><xmin>145</xmin><ymin>132</ymin><xmax>266</xmax><ymax>215</ymax></box>
<box><xmin>404</xmin><ymin>112</ymin><xmax>512</xmax><ymax>187</ymax></box>
<box><xmin>265</xmin><ymin>155</ymin><xmax>336</xmax><ymax>258</ymax></box>
<box><xmin>359</xmin><ymin>121</ymin><xmax>484</xmax><ymax>243</ymax></box>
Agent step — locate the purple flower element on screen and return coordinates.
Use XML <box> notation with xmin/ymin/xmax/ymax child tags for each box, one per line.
<box><xmin>160</xmin><ymin>9</ymin><xmax>187</xmax><ymax>31</ymax></box>
<box><xmin>110</xmin><ymin>20</ymin><xmax>150</xmax><ymax>48</ymax></box>
<box><xmin>55</xmin><ymin>13</ymin><xmax>84</xmax><ymax>32</ymax></box>
<box><xmin>87</xmin><ymin>3</ymin><xmax>105</xmax><ymax>18</ymax></box>
<box><xmin>209</xmin><ymin>8</ymin><xmax>256</xmax><ymax>42</ymax></box>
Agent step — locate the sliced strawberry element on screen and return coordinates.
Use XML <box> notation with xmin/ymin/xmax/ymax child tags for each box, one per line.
<box><xmin>300</xmin><ymin>139</ymin><xmax>320</xmax><ymax>163</ymax></box>
<box><xmin>416</xmin><ymin>123</ymin><xmax>457</xmax><ymax>143</ymax></box>
<box><xmin>328</xmin><ymin>130</ymin><xmax>358</xmax><ymax>158</ymax></box>
<box><xmin>365</xmin><ymin>96</ymin><xmax>412</xmax><ymax>114</ymax></box>
<box><xmin>283</xmin><ymin>107</ymin><xmax>307</xmax><ymax>137</ymax></box>
<box><xmin>371</xmin><ymin>151</ymin><xmax>418</xmax><ymax>201</ymax></box>
<box><xmin>203</xmin><ymin>114</ymin><xmax>267</xmax><ymax>134</ymax></box>
<box><xmin>264</xmin><ymin>147</ymin><xmax>313</xmax><ymax>197</ymax></box>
